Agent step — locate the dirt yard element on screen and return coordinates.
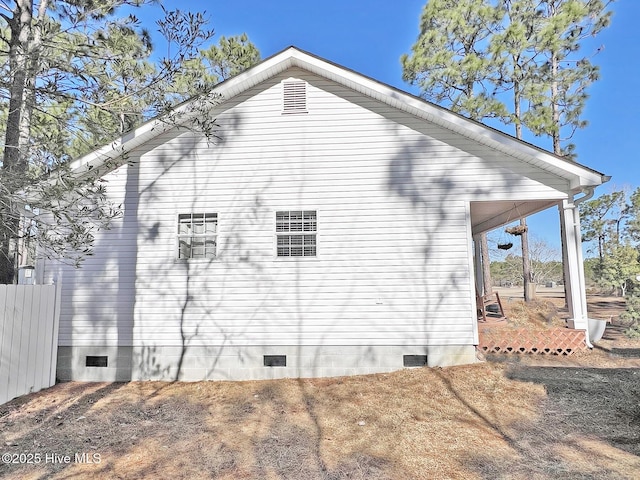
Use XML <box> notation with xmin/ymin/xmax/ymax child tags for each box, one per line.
<box><xmin>1</xmin><ymin>293</ymin><xmax>639</xmax><ymax>479</ymax></box>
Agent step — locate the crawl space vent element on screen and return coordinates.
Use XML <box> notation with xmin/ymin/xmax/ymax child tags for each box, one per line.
<box><xmin>403</xmin><ymin>355</ymin><xmax>428</xmax><ymax>367</ymax></box>
<box><xmin>282</xmin><ymin>81</ymin><xmax>307</xmax><ymax>114</ymax></box>
<box><xmin>86</xmin><ymin>355</ymin><xmax>108</xmax><ymax>367</ymax></box>
<box><xmin>264</xmin><ymin>355</ymin><xmax>287</xmax><ymax>367</ymax></box>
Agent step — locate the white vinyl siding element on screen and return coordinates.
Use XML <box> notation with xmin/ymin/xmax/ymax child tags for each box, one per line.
<box><xmin>44</xmin><ymin>68</ymin><xmax>572</xmax><ymax>353</ymax></box>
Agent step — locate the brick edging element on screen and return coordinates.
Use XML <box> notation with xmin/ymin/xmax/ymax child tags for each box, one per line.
<box><xmin>478</xmin><ymin>327</ymin><xmax>588</xmax><ymax>355</ymax></box>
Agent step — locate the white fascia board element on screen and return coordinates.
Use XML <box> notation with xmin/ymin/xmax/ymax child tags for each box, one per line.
<box><xmin>68</xmin><ymin>118</ymin><xmax>170</xmax><ymax>178</ymax></box>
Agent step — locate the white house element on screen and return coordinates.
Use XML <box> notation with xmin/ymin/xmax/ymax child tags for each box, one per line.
<box><xmin>40</xmin><ymin>47</ymin><xmax>607</xmax><ymax>381</ymax></box>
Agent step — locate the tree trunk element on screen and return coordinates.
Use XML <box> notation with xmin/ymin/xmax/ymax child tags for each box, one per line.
<box><xmin>0</xmin><ymin>1</ymin><xmax>34</xmax><ymax>283</ymax></box>
<box><xmin>521</xmin><ymin>218</ymin><xmax>532</xmax><ymax>301</ymax></box>
<box><xmin>3</xmin><ymin>0</ymin><xmax>33</xmax><ymax>173</ymax></box>
<box><xmin>513</xmin><ymin>73</ymin><xmax>522</xmax><ymax>140</ymax></box>
<box><xmin>551</xmin><ymin>49</ymin><xmax>571</xmax><ymax>305</ymax></box>
<box><xmin>551</xmin><ymin>51</ymin><xmax>561</xmax><ymax>156</ymax></box>
<box><xmin>512</xmin><ymin>77</ymin><xmax>532</xmax><ymax>301</ymax></box>
<box><xmin>0</xmin><ymin>0</ymin><xmax>47</xmax><ymax>284</ymax></box>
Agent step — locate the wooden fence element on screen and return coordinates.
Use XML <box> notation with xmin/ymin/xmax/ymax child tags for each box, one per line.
<box><xmin>0</xmin><ymin>284</ymin><xmax>61</xmax><ymax>405</ymax></box>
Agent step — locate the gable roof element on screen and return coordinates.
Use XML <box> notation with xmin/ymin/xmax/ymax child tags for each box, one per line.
<box><xmin>69</xmin><ymin>46</ymin><xmax>607</xmax><ymax>191</ymax></box>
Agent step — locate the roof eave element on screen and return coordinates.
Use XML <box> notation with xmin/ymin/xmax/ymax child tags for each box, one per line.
<box><xmin>68</xmin><ymin>50</ymin><xmax>300</xmax><ymax>179</ymax></box>
<box><xmin>69</xmin><ymin>46</ymin><xmax>607</xmax><ymax>191</ymax></box>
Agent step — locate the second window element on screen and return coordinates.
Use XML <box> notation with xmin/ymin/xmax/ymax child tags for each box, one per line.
<box><xmin>276</xmin><ymin>210</ymin><xmax>317</xmax><ymax>257</ymax></box>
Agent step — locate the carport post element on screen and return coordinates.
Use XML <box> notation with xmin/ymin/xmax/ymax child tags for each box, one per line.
<box><xmin>560</xmin><ymin>197</ymin><xmax>589</xmax><ymax>332</ymax></box>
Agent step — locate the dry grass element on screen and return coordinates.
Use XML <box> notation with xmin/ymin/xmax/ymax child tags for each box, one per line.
<box><xmin>1</xmin><ymin>359</ymin><xmax>639</xmax><ymax>479</ymax></box>
<box><xmin>503</xmin><ymin>299</ymin><xmax>565</xmax><ymax>329</ymax></box>
<box><xmin>1</xmin><ymin>294</ymin><xmax>639</xmax><ymax>479</ymax></box>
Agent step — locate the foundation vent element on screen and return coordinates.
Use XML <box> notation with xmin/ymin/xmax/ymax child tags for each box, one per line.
<box><xmin>403</xmin><ymin>355</ymin><xmax>428</xmax><ymax>367</ymax></box>
<box><xmin>86</xmin><ymin>356</ymin><xmax>108</xmax><ymax>367</ymax></box>
<box><xmin>264</xmin><ymin>355</ymin><xmax>287</xmax><ymax>367</ymax></box>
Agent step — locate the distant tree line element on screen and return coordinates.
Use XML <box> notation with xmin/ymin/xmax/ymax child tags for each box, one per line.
<box><xmin>580</xmin><ymin>187</ymin><xmax>640</xmax><ymax>336</ymax></box>
<box><xmin>490</xmin><ymin>236</ymin><xmax>563</xmax><ymax>286</ymax></box>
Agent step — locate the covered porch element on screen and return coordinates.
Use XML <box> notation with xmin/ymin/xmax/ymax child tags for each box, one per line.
<box><xmin>469</xmin><ymin>192</ymin><xmax>596</xmax><ymax>345</ymax></box>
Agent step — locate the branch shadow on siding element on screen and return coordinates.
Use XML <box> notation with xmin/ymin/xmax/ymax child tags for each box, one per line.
<box><xmin>386</xmin><ymin>136</ymin><xmax>488</xmax><ymax>352</ymax></box>
<box><xmin>385</xmin><ymin>130</ymin><xmax>543</xmax><ymax>354</ymax></box>
<box><xmin>59</xmin><ymin>110</ymin><xmax>246</xmax><ymax>383</ymax></box>
<box><xmin>130</xmin><ymin>111</ymin><xmax>264</xmax><ymax>381</ymax></box>
<box><xmin>280</xmin><ymin>126</ymin><xmax>520</xmax><ymax>479</ymax></box>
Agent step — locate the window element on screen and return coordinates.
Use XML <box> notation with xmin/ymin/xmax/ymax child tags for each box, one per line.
<box><xmin>282</xmin><ymin>81</ymin><xmax>307</xmax><ymax>114</ymax></box>
<box><xmin>178</xmin><ymin>213</ymin><xmax>217</xmax><ymax>259</ymax></box>
<box><xmin>276</xmin><ymin>210</ymin><xmax>316</xmax><ymax>257</ymax></box>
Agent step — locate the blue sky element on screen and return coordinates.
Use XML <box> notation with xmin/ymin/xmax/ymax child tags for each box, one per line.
<box><xmin>138</xmin><ymin>0</ymin><xmax>638</xmax><ymax>254</ymax></box>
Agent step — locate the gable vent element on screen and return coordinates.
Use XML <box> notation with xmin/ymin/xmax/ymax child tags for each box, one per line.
<box><xmin>282</xmin><ymin>81</ymin><xmax>307</xmax><ymax>114</ymax></box>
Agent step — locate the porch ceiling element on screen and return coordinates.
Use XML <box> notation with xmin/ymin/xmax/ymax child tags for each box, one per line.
<box><xmin>470</xmin><ymin>200</ymin><xmax>559</xmax><ymax>235</ymax></box>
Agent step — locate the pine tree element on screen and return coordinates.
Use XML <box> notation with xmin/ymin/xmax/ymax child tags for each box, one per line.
<box><xmin>0</xmin><ymin>1</ymin><xmax>218</xmax><ymax>283</ymax></box>
<box><xmin>490</xmin><ymin>0</ymin><xmax>544</xmax><ymax>299</ymax></box>
<box><xmin>524</xmin><ymin>0</ymin><xmax>612</xmax><ymax>156</ymax></box>
<box><xmin>579</xmin><ymin>190</ymin><xmax>626</xmax><ymax>262</ymax></box>
<box><xmin>68</xmin><ymin>21</ymin><xmax>160</xmax><ymax>156</ymax></box>
<box><xmin>168</xmin><ymin>34</ymin><xmax>261</xmax><ymax>102</ymax></box>
<box><xmin>403</xmin><ymin>0</ymin><xmax>613</xmax><ymax>300</ymax></box>
<box><xmin>402</xmin><ymin>0</ymin><xmax>508</xmax><ymax>121</ymax></box>
<box><xmin>580</xmin><ymin>187</ymin><xmax>640</xmax><ymax>336</ymax></box>
<box><xmin>402</xmin><ymin>0</ymin><xmax>508</xmax><ymax>295</ymax></box>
